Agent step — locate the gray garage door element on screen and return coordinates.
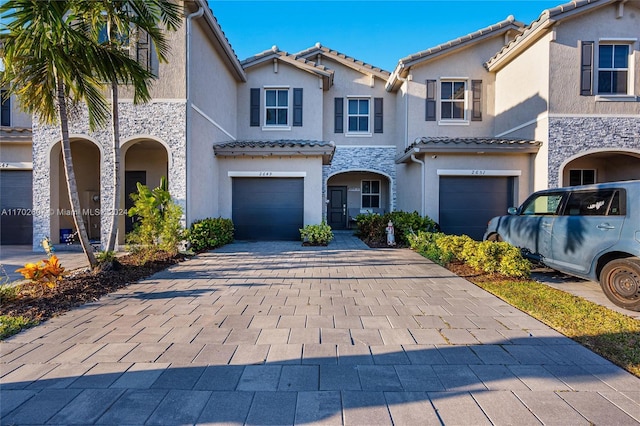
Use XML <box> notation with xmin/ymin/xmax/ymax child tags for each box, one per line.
<box><xmin>439</xmin><ymin>176</ymin><xmax>514</xmax><ymax>240</ymax></box>
<box><xmin>232</xmin><ymin>178</ymin><xmax>304</xmax><ymax>241</ymax></box>
<box><xmin>0</xmin><ymin>170</ymin><xmax>33</xmax><ymax>245</ymax></box>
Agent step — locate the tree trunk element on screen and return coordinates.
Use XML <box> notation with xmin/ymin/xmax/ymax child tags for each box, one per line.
<box><xmin>105</xmin><ymin>80</ymin><xmax>120</xmax><ymax>252</ymax></box>
<box><xmin>57</xmin><ymin>80</ymin><xmax>98</xmax><ymax>268</ymax></box>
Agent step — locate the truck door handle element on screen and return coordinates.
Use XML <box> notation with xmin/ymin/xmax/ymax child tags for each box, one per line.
<box><xmin>597</xmin><ymin>223</ymin><xmax>615</xmax><ymax>230</ymax></box>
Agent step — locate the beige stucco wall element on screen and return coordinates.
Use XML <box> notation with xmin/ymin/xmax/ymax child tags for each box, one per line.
<box><xmin>6</xmin><ymin>93</ymin><xmax>33</xmax><ymax>128</ymax></box>
<box><xmin>237</xmin><ymin>61</ymin><xmax>324</xmax><ymax>141</ymax></box>
<box><xmin>403</xmin><ymin>37</ymin><xmax>506</xmax><ymax>143</ymax></box>
<box><xmin>319</xmin><ymin>58</ymin><xmax>397</xmax><ymax>147</ymax></box>
<box><xmin>395</xmin><ymin>162</ymin><xmax>423</xmax><ymax>215</ymax></box>
<box><xmin>494</xmin><ymin>33</ymin><xmax>551</xmax><ymax>136</ymax></box>
<box><xmin>186</xmin><ymin>16</ymin><xmax>239</xmax><ymax>225</ymax></box>
<box><xmin>0</xmin><ymin>143</ymin><xmax>31</xmax><ymax>163</ymax></box>
<box><xmin>118</xmin><ymin>22</ymin><xmax>187</xmax><ymax>100</ymax></box>
<box><xmin>549</xmin><ymin>3</ymin><xmax>640</xmax><ymax>114</ymax></box>
<box><xmin>217</xmin><ymin>156</ymin><xmax>324</xmax><ymax>226</ymax></box>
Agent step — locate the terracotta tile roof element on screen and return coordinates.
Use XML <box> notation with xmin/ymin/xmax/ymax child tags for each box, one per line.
<box><xmin>214</xmin><ymin>139</ymin><xmax>335</xmax><ymax>164</ymax></box>
<box><xmin>241</xmin><ymin>46</ymin><xmax>333</xmax><ymax>75</ymax></box>
<box><xmin>397</xmin><ymin>16</ymin><xmax>524</xmax><ymax>67</ymax></box>
<box><xmin>386</xmin><ymin>16</ymin><xmax>524</xmax><ymax>91</ymax></box>
<box><xmin>214</xmin><ymin>139</ymin><xmax>335</xmax><ymax>149</ymax></box>
<box><xmin>0</xmin><ymin>127</ymin><xmax>32</xmax><ymax>142</ymax></box>
<box><xmin>296</xmin><ymin>43</ymin><xmax>391</xmax><ymax>79</ymax></box>
<box><xmin>195</xmin><ymin>0</ymin><xmax>246</xmax><ymax>82</ymax></box>
<box><xmin>397</xmin><ymin>136</ymin><xmax>541</xmax><ymax>162</ymax></box>
<box><xmin>241</xmin><ymin>46</ymin><xmax>334</xmax><ymax>89</ymax></box>
<box><xmin>485</xmin><ymin>0</ymin><xmax>615</xmax><ymax>71</ymax></box>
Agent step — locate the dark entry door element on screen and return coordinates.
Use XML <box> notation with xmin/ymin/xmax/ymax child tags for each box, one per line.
<box><xmin>327</xmin><ymin>186</ymin><xmax>347</xmax><ymax>230</ymax></box>
<box><xmin>125</xmin><ymin>171</ymin><xmax>146</xmax><ymax>234</ymax></box>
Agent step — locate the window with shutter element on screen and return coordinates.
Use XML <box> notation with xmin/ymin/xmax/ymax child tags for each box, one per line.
<box><xmin>374</xmin><ymin>98</ymin><xmax>383</xmax><ymax>133</ymax></box>
<box><xmin>1</xmin><ymin>90</ymin><xmax>10</xmax><ymax>127</ymax></box>
<box><xmin>471</xmin><ymin>80</ymin><xmax>482</xmax><ymax>121</ymax></box>
<box><xmin>293</xmin><ymin>88</ymin><xmax>303</xmax><ymax>127</ymax></box>
<box><xmin>250</xmin><ymin>88</ymin><xmax>260</xmax><ymax>126</ymax></box>
<box><xmin>334</xmin><ymin>97</ymin><xmax>344</xmax><ymax>133</ymax></box>
<box><xmin>425</xmin><ymin>80</ymin><xmax>436</xmax><ymax>121</ymax></box>
<box><xmin>580</xmin><ymin>41</ymin><xmax>594</xmax><ymax>96</ymax></box>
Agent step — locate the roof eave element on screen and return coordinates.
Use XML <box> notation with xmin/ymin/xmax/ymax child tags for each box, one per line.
<box><xmin>485</xmin><ymin>19</ymin><xmax>555</xmax><ymax>71</ymax></box>
<box><xmin>213</xmin><ymin>143</ymin><xmax>336</xmax><ymax>165</ymax></box>
<box><xmin>396</xmin><ymin>142</ymin><xmax>542</xmax><ymax>163</ymax></box>
<box><xmin>297</xmin><ymin>46</ymin><xmax>391</xmax><ymax>80</ymax></box>
<box><xmin>194</xmin><ymin>0</ymin><xmax>247</xmax><ymax>82</ymax></box>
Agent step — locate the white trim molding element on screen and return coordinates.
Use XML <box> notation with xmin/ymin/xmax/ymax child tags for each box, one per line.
<box><xmin>0</xmin><ymin>161</ymin><xmax>32</xmax><ymax>170</ymax></box>
<box><xmin>191</xmin><ymin>104</ymin><xmax>236</xmax><ymax>140</ymax></box>
<box><xmin>228</xmin><ymin>171</ymin><xmax>307</xmax><ymax>178</ymax></box>
<box><xmin>437</xmin><ymin>169</ymin><xmax>522</xmax><ymax>176</ymax></box>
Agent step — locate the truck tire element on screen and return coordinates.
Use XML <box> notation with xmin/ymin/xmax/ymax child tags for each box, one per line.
<box><xmin>600</xmin><ymin>258</ymin><xmax>640</xmax><ymax>312</ymax></box>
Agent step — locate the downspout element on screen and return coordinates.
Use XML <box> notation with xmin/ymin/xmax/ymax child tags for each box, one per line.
<box><xmin>185</xmin><ymin>6</ymin><xmax>204</xmax><ymax>226</ymax></box>
<box><xmin>410</xmin><ymin>152</ymin><xmax>425</xmax><ymax>217</ymax></box>
<box><xmin>398</xmin><ymin>68</ymin><xmax>424</xmax><ymax>217</ymax></box>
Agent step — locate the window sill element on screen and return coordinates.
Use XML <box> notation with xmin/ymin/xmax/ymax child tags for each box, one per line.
<box><xmin>346</xmin><ymin>133</ymin><xmax>372</xmax><ymax>137</ymax></box>
<box><xmin>262</xmin><ymin>126</ymin><xmax>291</xmax><ymax>131</ymax></box>
<box><xmin>595</xmin><ymin>95</ymin><xmax>638</xmax><ymax>102</ymax></box>
<box><xmin>438</xmin><ymin>120</ymin><xmax>469</xmax><ymax>126</ymax></box>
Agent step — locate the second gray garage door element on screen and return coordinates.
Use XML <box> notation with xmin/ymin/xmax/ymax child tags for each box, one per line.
<box><xmin>439</xmin><ymin>176</ymin><xmax>514</xmax><ymax>240</ymax></box>
<box><xmin>232</xmin><ymin>177</ymin><xmax>304</xmax><ymax>241</ymax></box>
<box><xmin>0</xmin><ymin>170</ymin><xmax>33</xmax><ymax>245</ymax></box>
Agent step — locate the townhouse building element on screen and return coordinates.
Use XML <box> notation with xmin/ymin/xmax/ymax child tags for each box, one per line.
<box><xmin>1</xmin><ymin>0</ymin><xmax>637</xmax><ymax>247</ymax></box>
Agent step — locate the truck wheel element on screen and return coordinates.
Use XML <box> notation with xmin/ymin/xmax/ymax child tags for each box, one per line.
<box><xmin>600</xmin><ymin>258</ymin><xmax>640</xmax><ymax>312</ymax></box>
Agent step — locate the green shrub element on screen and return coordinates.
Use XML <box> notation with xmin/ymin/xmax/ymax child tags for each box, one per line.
<box><xmin>408</xmin><ymin>231</ymin><xmax>452</xmax><ymax>265</ymax></box>
<box><xmin>409</xmin><ymin>231</ymin><xmax>530</xmax><ymax>278</ymax></box>
<box><xmin>300</xmin><ymin>221</ymin><xmax>334</xmax><ymax>246</ymax></box>
<box><xmin>188</xmin><ymin>217</ymin><xmax>234</xmax><ymax>252</ymax></box>
<box><xmin>356</xmin><ymin>211</ymin><xmax>438</xmax><ymax>246</ymax></box>
<box><xmin>127</xmin><ymin>177</ymin><xmax>185</xmax><ymax>256</ymax></box>
<box><xmin>0</xmin><ymin>315</ymin><xmax>36</xmax><ymax>340</ymax></box>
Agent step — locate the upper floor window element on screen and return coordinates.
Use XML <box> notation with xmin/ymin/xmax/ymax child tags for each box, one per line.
<box><xmin>348</xmin><ymin>98</ymin><xmax>369</xmax><ymax>133</ymax></box>
<box><xmin>362</xmin><ymin>180</ymin><xmax>380</xmax><ymax>208</ymax></box>
<box><xmin>440</xmin><ymin>80</ymin><xmax>466</xmax><ymax>120</ymax></box>
<box><xmin>1</xmin><ymin>90</ymin><xmax>10</xmax><ymax>126</ymax></box>
<box><xmin>598</xmin><ymin>44</ymin><xmax>629</xmax><ymax>94</ymax></box>
<box><xmin>265</xmin><ymin>88</ymin><xmax>288</xmax><ymax>126</ymax></box>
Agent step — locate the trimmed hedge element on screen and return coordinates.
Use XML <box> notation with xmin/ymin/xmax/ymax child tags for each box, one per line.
<box><xmin>408</xmin><ymin>231</ymin><xmax>531</xmax><ymax>278</ymax></box>
<box><xmin>187</xmin><ymin>217</ymin><xmax>234</xmax><ymax>252</ymax></box>
<box><xmin>356</xmin><ymin>211</ymin><xmax>439</xmax><ymax>246</ymax></box>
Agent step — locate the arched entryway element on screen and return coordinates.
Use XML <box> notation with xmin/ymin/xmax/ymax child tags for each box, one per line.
<box><xmin>560</xmin><ymin>150</ymin><xmax>640</xmax><ymax>186</ymax></box>
<box><xmin>49</xmin><ymin>138</ymin><xmax>102</xmax><ymax>245</ymax></box>
<box><xmin>120</xmin><ymin>138</ymin><xmax>169</xmax><ymax>244</ymax></box>
<box><xmin>326</xmin><ymin>170</ymin><xmax>392</xmax><ymax>230</ymax></box>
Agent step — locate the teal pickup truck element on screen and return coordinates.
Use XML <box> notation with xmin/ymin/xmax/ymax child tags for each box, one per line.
<box><xmin>484</xmin><ymin>180</ymin><xmax>640</xmax><ymax>311</ymax></box>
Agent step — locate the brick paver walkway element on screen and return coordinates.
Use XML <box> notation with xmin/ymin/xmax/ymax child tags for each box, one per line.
<box><xmin>1</xmin><ymin>232</ymin><xmax>639</xmax><ymax>425</ymax></box>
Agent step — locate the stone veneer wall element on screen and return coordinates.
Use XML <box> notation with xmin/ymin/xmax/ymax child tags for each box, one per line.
<box><xmin>548</xmin><ymin>116</ymin><xmax>640</xmax><ymax>188</ymax></box>
<box><xmin>32</xmin><ymin>101</ymin><xmax>186</xmax><ymax>250</ymax></box>
<box><xmin>322</xmin><ymin>146</ymin><xmax>397</xmax><ymax>214</ymax></box>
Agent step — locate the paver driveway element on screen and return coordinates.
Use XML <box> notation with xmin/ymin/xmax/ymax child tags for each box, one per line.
<box><xmin>1</xmin><ymin>232</ymin><xmax>639</xmax><ymax>425</ymax></box>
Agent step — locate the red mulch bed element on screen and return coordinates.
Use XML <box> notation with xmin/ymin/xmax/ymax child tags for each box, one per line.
<box><xmin>1</xmin><ymin>251</ymin><xmax>186</xmax><ymax>323</ymax></box>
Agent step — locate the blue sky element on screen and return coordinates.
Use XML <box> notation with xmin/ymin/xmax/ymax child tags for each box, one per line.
<box><xmin>209</xmin><ymin>1</ymin><xmax>563</xmax><ymax>71</ymax></box>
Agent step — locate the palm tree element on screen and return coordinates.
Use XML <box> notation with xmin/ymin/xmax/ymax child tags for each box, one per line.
<box><xmin>0</xmin><ymin>0</ymin><xmax>117</xmax><ymax>268</ymax></box>
<box><xmin>77</xmin><ymin>0</ymin><xmax>181</xmax><ymax>252</ymax></box>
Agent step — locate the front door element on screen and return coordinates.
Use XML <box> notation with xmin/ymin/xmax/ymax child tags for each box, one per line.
<box><xmin>327</xmin><ymin>186</ymin><xmax>347</xmax><ymax>230</ymax></box>
<box><xmin>125</xmin><ymin>171</ymin><xmax>146</xmax><ymax>234</ymax></box>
